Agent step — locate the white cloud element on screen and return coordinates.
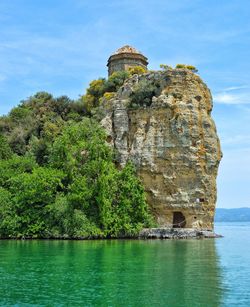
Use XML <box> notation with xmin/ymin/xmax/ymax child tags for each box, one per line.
<box><xmin>213</xmin><ymin>86</ymin><xmax>250</xmax><ymax>105</ymax></box>
<box><xmin>214</xmin><ymin>93</ymin><xmax>238</xmax><ymax>104</ymax></box>
<box><xmin>223</xmin><ymin>85</ymin><xmax>249</xmax><ymax>92</ymax></box>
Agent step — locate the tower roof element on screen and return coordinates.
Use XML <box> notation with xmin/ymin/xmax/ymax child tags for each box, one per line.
<box><xmin>113</xmin><ymin>45</ymin><xmax>143</xmax><ymax>55</ymax></box>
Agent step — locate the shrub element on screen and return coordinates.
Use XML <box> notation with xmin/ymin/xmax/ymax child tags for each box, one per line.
<box><xmin>130</xmin><ymin>79</ymin><xmax>158</xmax><ymax>107</ymax></box>
<box><xmin>7</xmin><ymin>167</ymin><xmax>65</xmax><ymax>237</ymax></box>
<box><xmin>186</xmin><ymin>65</ymin><xmax>198</xmax><ymax>73</ymax></box>
<box><xmin>82</xmin><ymin>72</ymin><xmax>130</xmax><ymax>112</ymax></box>
<box><xmin>9</xmin><ymin>167</ymin><xmax>65</xmax><ymax>207</ymax></box>
<box><xmin>86</xmin><ymin>79</ymin><xmax>105</xmax><ymax>98</ymax></box>
<box><xmin>176</xmin><ymin>64</ymin><xmax>186</xmax><ymax>69</ymax></box>
<box><xmin>103</xmin><ymin>71</ymin><xmax>129</xmax><ymax>93</ymax></box>
<box><xmin>103</xmin><ymin>92</ymin><xmax>115</xmax><ymax>101</ymax></box>
<box><xmin>160</xmin><ymin>64</ymin><xmax>173</xmax><ymax>70</ymax></box>
<box><xmin>128</xmin><ymin>66</ymin><xmax>147</xmax><ymax>75</ymax></box>
<box><xmin>0</xmin><ymin>155</ymin><xmax>37</xmax><ymax>188</ymax></box>
<box><xmin>48</xmin><ymin>194</ymin><xmax>102</xmax><ymax>238</ymax></box>
<box><xmin>0</xmin><ymin>134</ymin><xmax>13</xmax><ymax>160</ymax></box>
<box><xmin>176</xmin><ymin>64</ymin><xmax>198</xmax><ymax>73</ymax></box>
<box><xmin>106</xmin><ymin>162</ymin><xmax>153</xmax><ymax>236</ymax></box>
<box><xmin>82</xmin><ymin>93</ymin><xmax>96</xmax><ymax>112</ymax></box>
<box><xmin>48</xmin><ymin>118</ymin><xmax>112</xmax><ymax>179</ymax></box>
<box><xmin>0</xmin><ymin>188</ymin><xmax>17</xmax><ymax>238</ymax></box>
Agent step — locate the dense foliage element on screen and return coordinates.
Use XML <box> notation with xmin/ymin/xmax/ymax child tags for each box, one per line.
<box><xmin>130</xmin><ymin>80</ymin><xmax>158</xmax><ymax>108</ymax></box>
<box><xmin>82</xmin><ymin>68</ymin><xmax>147</xmax><ymax>113</ymax></box>
<box><xmin>82</xmin><ymin>71</ymin><xmax>130</xmax><ymax>112</ymax></box>
<box><xmin>0</xmin><ymin>89</ymin><xmax>153</xmax><ymax>238</ymax></box>
<box><xmin>129</xmin><ymin>75</ymin><xmax>165</xmax><ymax>108</ymax></box>
<box><xmin>0</xmin><ymin>92</ymin><xmax>87</xmax><ymax>162</ymax></box>
<box><xmin>0</xmin><ymin>134</ymin><xmax>12</xmax><ymax>160</ymax></box>
<box><xmin>1</xmin><ymin>64</ymin><xmax>199</xmax><ymax>238</ymax></box>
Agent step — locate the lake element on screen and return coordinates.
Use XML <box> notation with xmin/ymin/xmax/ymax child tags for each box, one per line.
<box><xmin>0</xmin><ymin>223</ymin><xmax>249</xmax><ymax>306</ymax></box>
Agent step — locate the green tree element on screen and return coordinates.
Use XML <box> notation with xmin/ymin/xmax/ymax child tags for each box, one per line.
<box><xmin>49</xmin><ymin>118</ymin><xmax>112</xmax><ymax>179</ymax></box>
<box><xmin>50</xmin><ymin>194</ymin><xmax>101</xmax><ymax>238</ymax></box>
<box><xmin>8</xmin><ymin>167</ymin><xmax>65</xmax><ymax>237</ymax></box>
<box><xmin>0</xmin><ymin>188</ymin><xmax>17</xmax><ymax>238</ymax></box>
<box><xmin>82</xmin><ymin>79</ymin><xmax>106</xmax><ymax>112</ymax></box>
<box><xmin>98</xmin><ymin>162</ymin><xmax>152</xmax><ymax>237</ymax></box>
<box><xmin>49</xmin><ymin>118</ymin><xmax>152</xmax><ymax>237</ymax></box>
<box><xmin>0</xmin><ymin>155</ymin><xmax>37</xmax><ymax>188</ymax></box>
<box><xmin>0</xmin><ymin>134</ymin><xmax>13</xmax><ymax>160</ymax></box>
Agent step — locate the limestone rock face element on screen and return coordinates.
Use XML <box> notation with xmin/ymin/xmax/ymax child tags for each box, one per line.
<box><xmin>101</xmin><ymin>69</ymin><xmax>222</xmax><ymax>230</ymax></box>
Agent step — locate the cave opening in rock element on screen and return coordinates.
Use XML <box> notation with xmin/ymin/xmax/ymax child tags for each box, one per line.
<box><xmin>173</xmin><ymin>212</ymin><xmax>186</xmax><ymax>228</ymax></box>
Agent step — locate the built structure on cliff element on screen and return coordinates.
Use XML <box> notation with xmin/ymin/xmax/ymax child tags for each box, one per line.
<box><xmin>107</xmin><ymin>45</ymin><xmax>148</xmax><ymax>76</ymax></box>
<box><xmin>103</xmin><ymin>45</ymin><xmax>222</xmax><ymax>230</ymax></box>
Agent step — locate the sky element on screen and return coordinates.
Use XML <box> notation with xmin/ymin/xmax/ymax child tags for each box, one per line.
<box><xmin>0</xmin><ymin>0</ymin><xmax>250</xmax><ymax>208</ymax></box>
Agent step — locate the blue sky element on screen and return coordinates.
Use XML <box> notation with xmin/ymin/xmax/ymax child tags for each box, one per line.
<box><xmin>0</xmin><ymin>0</ymin><xmax>250</xmax><ymax>208</ymax></box>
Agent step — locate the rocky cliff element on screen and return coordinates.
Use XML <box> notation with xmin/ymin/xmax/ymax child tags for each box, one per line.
<box><xmin>101</xmin><ymin>69</ymin><xmax>222</xmax><ymax>230</ymax></box>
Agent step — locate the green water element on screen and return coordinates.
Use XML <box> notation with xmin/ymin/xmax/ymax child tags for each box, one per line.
<box><xmin>0</xmin><ymin>223</ymin><xmax>249</xmax><ymax>306</ymax></box>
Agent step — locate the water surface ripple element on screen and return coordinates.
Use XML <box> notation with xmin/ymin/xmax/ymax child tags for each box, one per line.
<box><xmin>0</xmin><ymin>223</ymin><xmax>249</xmax><ymax>306</ymax></box>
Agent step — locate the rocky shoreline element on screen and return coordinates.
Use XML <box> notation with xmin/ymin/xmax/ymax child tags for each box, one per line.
<box><xmin>139</xmin><ymin>228</ymin><xmax>222</xmax><ymax>239</ymax></box>
<box><xmin>0</xmin><ymin>228</ymin><xmax>222</xmax><ymax>240</ymax></box>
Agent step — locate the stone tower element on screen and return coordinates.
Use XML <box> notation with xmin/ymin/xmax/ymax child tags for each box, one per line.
<box><xmin>107</xmin><ymin>45</ymin><xmax>148</xmax><ymax>76</ymax></box>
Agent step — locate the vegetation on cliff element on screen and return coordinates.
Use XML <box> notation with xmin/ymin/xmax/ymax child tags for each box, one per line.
<box><xmin>0</xmin><ymin>66</ymin><xmax>202</xmax><ymax>238</ymax></box>
<box><xmin>0</xmin><ymin>74</ymin><xmax>153</xmax><ymax>238</ymax></box>
<box><xmin>82</xmin><ymin>67</ymin><xmax>147</xmax><ymax>113</ymax></box>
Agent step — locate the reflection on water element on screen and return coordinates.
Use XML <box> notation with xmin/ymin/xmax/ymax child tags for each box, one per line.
<box><xmin>215</xmin><ymin>222</ymin><xmax>250</xmax><ymax>307</ymax></box>
<box><xmin>0</xmin><ymin>239</ymin><xmax>223</xmax><ymax>306</ymax></box>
